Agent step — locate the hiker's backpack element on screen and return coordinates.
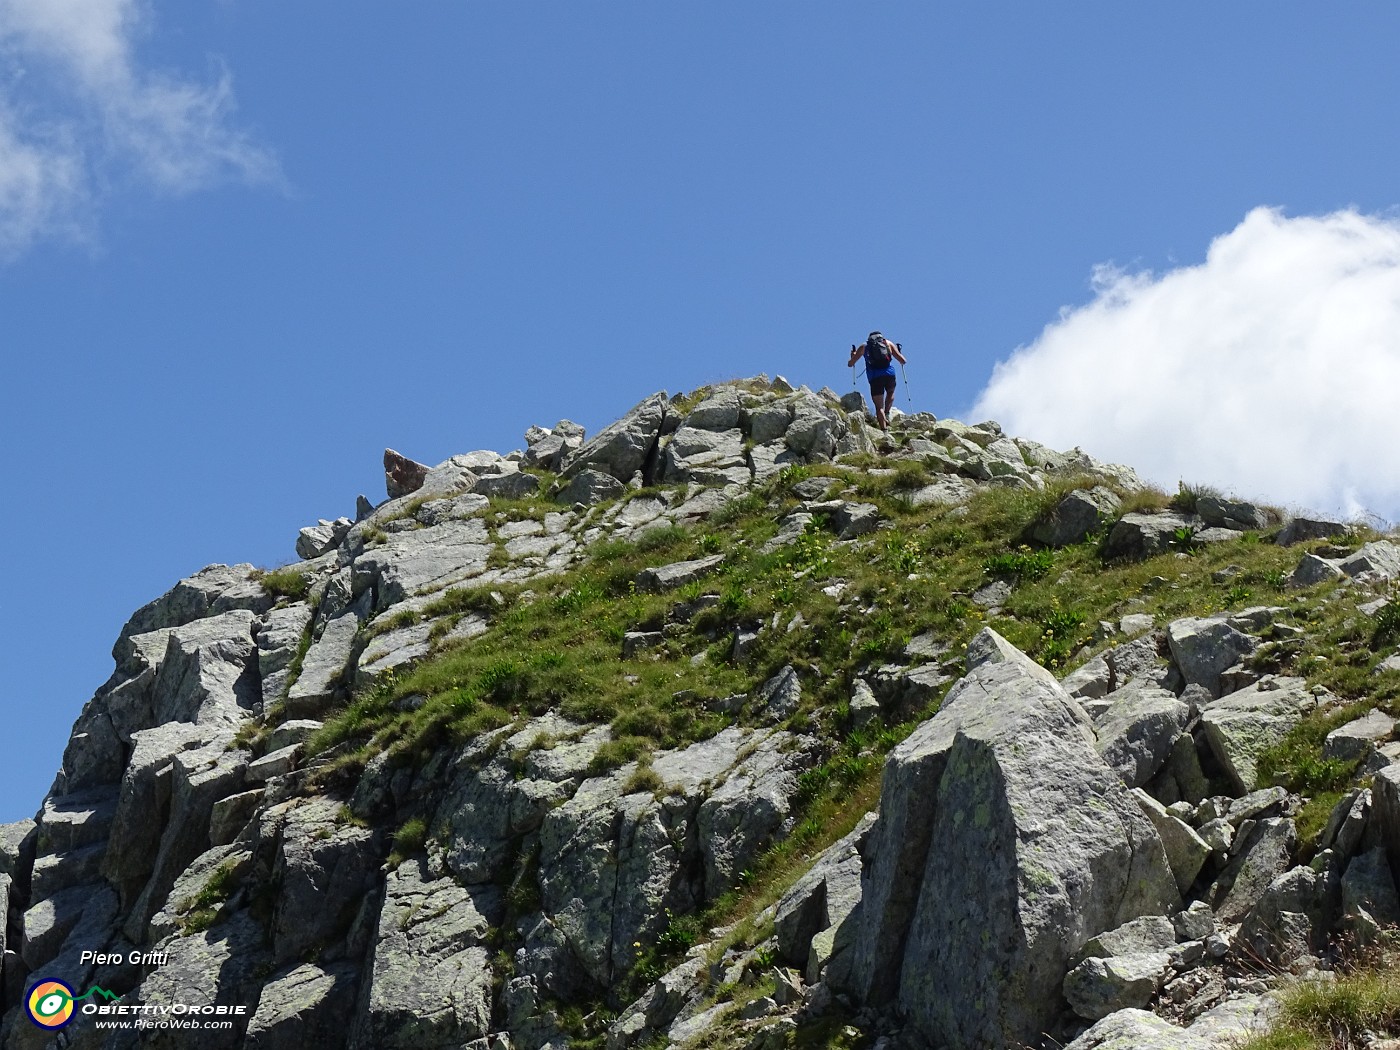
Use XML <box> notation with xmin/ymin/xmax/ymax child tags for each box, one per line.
<box><xmin>865</xmin><ymin>333</ymin><xmax>892</xmax><ymax>369</ymax></box>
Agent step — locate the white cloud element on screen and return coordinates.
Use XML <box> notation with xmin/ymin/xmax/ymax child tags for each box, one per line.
<box><xmin>0</xmin><ymin>0</ymin><xmax>277</xmax><ymax>257</ymax></box>
<box><xmin>0</xmin><ymin>103</ymin><xmax>87</xmax><ymax>256</ymax></box>
<box><xmin>971</xmin><ymin>207</ymin><xmax>1400</xmax><ymax>522</ymax></box>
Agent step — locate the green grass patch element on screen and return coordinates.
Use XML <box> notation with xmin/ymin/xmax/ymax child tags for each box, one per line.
<box><xmin>1116</xmin><ymin>485</ymin><xmax>1171</xmax><ymax>515</ymax></box>
<box><xmin>1242</xmin><ymin>946</ymin><xmax>1400</xmax><ymax>1049</ymax></box>
<box><xmin>983</xmin><ymin>545</ymin><xmax>1054</xmax><ymax>581</ymax></box>
<box><xmin>587</xmin><ymin>736</ymin><xmax>654</xmax><ymax>777</ymax></box>
<box><xmin>256</xmin><ymin>566</ymin><xmax>311</xmax><ymax>602</ymax></box>
<box><xmin>178</xmin><ymin>861</ymin><xmax>240</xmax><ymax>935</ymax></box>
<box><xmin>1374</xmin><ymin>600</ymin><xmax>1400</xmax><ymax>649</ymax></box>
<box><xmin>1295</xmin><ymin>789</ymin><xmax>1347</xmax><ymax>857</ymax></box>
<box><xmin>1255</xmin><ymin>701</ymin><xmax>1370</xmax><ymax>796</ymax></box>
<box><xmin>387</xmin><ymin>816</ymin><xmax>428</xmax><ymax>868</ymax></box>
<box><xmin>634</xmin><ymin>523</ymin><xmax>690</xmax><ymax>553</ymax></box>
<box><xmin>855</xmin><ymin>459</ymin><xmax>933</xmax><ymax>497</ymax></box>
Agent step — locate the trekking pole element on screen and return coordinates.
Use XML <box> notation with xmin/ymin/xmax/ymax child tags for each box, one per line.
<box><xmin>898</xmin><ymin>344</ymin><xmax>912</xmax><ymax>406</ymax></box>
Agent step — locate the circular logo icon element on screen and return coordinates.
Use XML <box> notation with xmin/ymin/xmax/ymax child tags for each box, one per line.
<box><xmin>26</xmin><ymin>980</ymin><xmax>76</xmax><ymax>1029</ymax></box>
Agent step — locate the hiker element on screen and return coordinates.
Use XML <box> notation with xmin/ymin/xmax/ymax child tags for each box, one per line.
<box><xmin>848</xmin><ymin>331</ymin><xmax>907</xmax><ymax>431</ymax></box>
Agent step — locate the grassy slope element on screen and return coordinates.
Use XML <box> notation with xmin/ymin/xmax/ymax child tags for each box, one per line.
<box><xmin>254</xmin><ymin>441</ymin><xmax>1400</xmax><ymax>1048</ymax></box>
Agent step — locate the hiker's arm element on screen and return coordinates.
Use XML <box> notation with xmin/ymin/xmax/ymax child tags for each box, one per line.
<box><xmin>892</xmin><ymin>344</ymin><xmax>907</xmax><ymax>364</ymax></box>
<box><xmin>848</xmin><ymin>345</ymin><xmax>863</xmax><ymax>366</ymax></box>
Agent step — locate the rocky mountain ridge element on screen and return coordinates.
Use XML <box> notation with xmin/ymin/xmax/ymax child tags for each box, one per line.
<box><xmin>3</xmin><ymin>376</ymin><xmax>1400</xmax><ymax>1050</ymax></box>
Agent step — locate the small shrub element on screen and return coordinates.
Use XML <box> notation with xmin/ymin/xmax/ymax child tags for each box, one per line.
<box><xmin>891</xmin><ymin>459</ymin><xmax>932</xmax><ymax>490</ymax></box>
<box><xmin>1031</xmin><ymin>600</ymin><xmax>1087</xmax><ymax>670</ymax></box>
<box><xmin>421</xmin><ymin>584</ymin><xmax>514</xmax><ymax>620</ymax></box>
<box><xmin>230</xmin><ymin>721</ymin><xmax>265</xmax><ymax>753</ymax></box>
<box><xmin>257</xmin><ymin>566</ymin><xmax>310</xmax><ymax>601</ymax></box>
<box><xmin>475</xmin><ymin>658</ymin><xmax>522</xmax><ymax>701</ymax></box>
<box><xmin>587</xmin><ymin>736</ymin><xmax>652</xmax><ymax>776</ymax></box>
<box><xmin>1116</xmin><ymin>486</ymin><xmax>1171</xmax><ymax>515</ymax></box>
<box><xmin>612</xmin><ymin>705</ymin><xmax>669</xmax><ymax>741</ymax></box>
<box><xmin>1295</xmin><ymin>790</ymin><xmax>1346</xmax><ymax>856</ymax></box>
<box><xmin>1169</xmin><ymin>524</ymin><xmax>1202</xmax><ymax>554</ymax></box>
<box><xmin>554</xmin><ymin>580</ymin><xmax>604</xmax><ymax>615</ymax></box>
<box><xmin>655</xmin><ymin>909</ymin><xmax>702</xmax><ymax>953</ymax></box>
<box><xmin>717</xmin><ymin>581</ymin><xmax>753</xmax><ymax>617</ymax></box>
<box><xmin>1256</xmin><ymin>704</ymin><xmax>1368</xmax><ymax>794</ymax></box>
<box><xmin>766</xmin><ymin>516</ymin><xmax>833</xmax><ymax>577</ymax></box>
<box><xmin>281</xmin><ymin>627</ymin><xmax>314</xmax><ymax>694</ymax></box>
<box><xmin>882</xmin><ymin>534</ymin><xmax>922</xmax><ymax>574</ymax></box>
<box><xmin>389</xmin><ymin>817</ymin><xmax>428</xmax><ymax>865</ymax></box>
<box><xmin>335</xmin><ymin>805</ymin><xmax>369</xmax><ymax>828</ymax></box>
<box><xmin>933</xmin><ymin>595</ymin><xmax>971</xmax><ymax>626</ymax></box>
<box><xmin>1374</xmin><ymin>601</ymin><xmax>1400</xmax><ymax>649</ymax></box>
<box><xmin>769</xmin><ymin>464</ymin><xmax>811</xmax><ymax>493</ymax></box>
<box><xmin>1169</xmin><ymin>480</ymin><xmax>1222</xmax><ymax>515</ymax></box>
<box><xmin>983</xmin><ymin>545</ymin><xmax>1054</xmax><ymax>581</ymax></box>
<box><xmin>1040</xmin><ymin>605</ymin><xmax>1086</xmax><ymax>640</ymax></box>
<box><xmin>622</xmin><ymin>763</ymin><xmax>664</xmax><ymax>796</ymax></box>
<box><xmin>709</xmin><ymin>490</ymin><xmax>765</xmax><ymax>525</ymax></box>
<box><xmin>529</xmin><ymin>649</ymin><xmax>567</xmax><ymax>672</ymax></box>
<box><xmin>1223</xmin><ymin>584</ymin><xmax>1254</xmax><ymax>608</ymax></box>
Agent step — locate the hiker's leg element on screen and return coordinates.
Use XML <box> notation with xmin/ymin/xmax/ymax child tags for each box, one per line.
<box><xmin>874</xmin><ymin>378</ymin><xmax>894</xmax><ymax>429</ymax></box>
<box><xmin>869</xmin><ymin>385</ymin><xmax>885</xmax><ymax>427</ymax></box>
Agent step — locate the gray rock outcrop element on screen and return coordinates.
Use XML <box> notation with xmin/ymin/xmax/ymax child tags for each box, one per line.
<box><xmin>351</xmin><ymin>858</ymin><xmax>499</xmax><ymax>1049</ymax></box>
<box><xmin>537</xmin><ymin>726</ymin><xmax>815</xmax><ymax>988</ymax></box>
<box><xmin>1199</xmin><ymin>677</ymin><xmax>1316</xmax><ymax>793</ymax></box>
<box><xmin>1094</xmin><ymin>683</ymin><xmax>1191</xmax><ymax>789</ymax></box>
<box><xmin>1032</xmin><ymin>486</ymin><xmax>1121</xmax><ymax>547</ymax></box>
<box><xmin>297</xmin><ymin>518</ymin><xmax>353</xmax><ymax>560</ymax></box>
<box><xmin>1276</xmin><ymin>516</ymin><xmax>1349</xmax><ymax>546</ymax></box>
<box><xmin>562</xmin><ymin>392</ymin><xmax>668</xmax><ymax>483</ymax></box>
<box><xmin>1166</xmin><ymin>615</ymin><xmax>1258</xmax><ymax>698</ymax></box>
<box><xmin>1105</xmin><ymin>512</ymin><xmax>1200</xmax><ymax>560</ymax></box>
<box><xmin>245</xmin><ymin>962</ymin><xmax>359</xmax><ymax>1050</ymax></box>
<box><xmin>523</xmin><ymin>419</ymin><xmax>585</xmax><ymax>472</ymax></box>
<box><xmin>1062</xmin><ymin>1008</ymin><xmax>1215</xmax><ymax>1049</ymax></box>
<box><xmin>835</xmin><ymin>629</ymin><xmax>1179</xmax><ymax>1050</ymax></box>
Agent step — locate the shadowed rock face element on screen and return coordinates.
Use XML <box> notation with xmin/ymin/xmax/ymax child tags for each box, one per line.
<box><xmin>383</xmin><ymin>448</ymin><xmax>429</xmax><ymax>499</ymax></box>
<box><xmin>838</xmin><ymin>629</ymin><xmax>1179</xmax><ymax>1050</ymax></box>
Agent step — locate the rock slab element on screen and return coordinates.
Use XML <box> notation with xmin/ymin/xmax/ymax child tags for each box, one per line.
<box><xmin>838</xmin><ymin>629</ymin><xmax>1179</xmax><ymax>1050</ymax></box>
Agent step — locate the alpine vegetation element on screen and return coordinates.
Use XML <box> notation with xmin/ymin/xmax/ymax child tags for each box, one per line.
<box><xmin>5</xmin><ymin>376</ymin><xmax>1400</xmax><ymax>1050</ymax></box>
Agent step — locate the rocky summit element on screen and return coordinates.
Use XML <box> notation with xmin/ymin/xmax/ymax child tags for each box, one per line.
<box><xmin>5</xmin><ymin>376</ymin><xmax>1400</xmax><ymax>1050</ymax></box>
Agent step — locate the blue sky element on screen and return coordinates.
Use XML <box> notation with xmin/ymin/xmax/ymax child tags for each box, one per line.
<box><xmin>5</xmin><ymin>3</ymin><xmax>1400</xmax><ymax>820</ymax></box>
